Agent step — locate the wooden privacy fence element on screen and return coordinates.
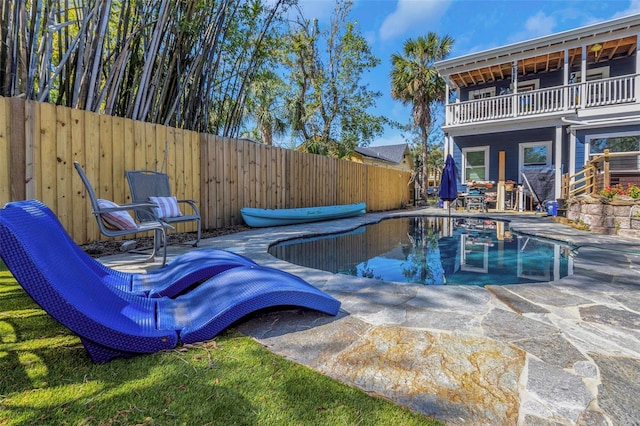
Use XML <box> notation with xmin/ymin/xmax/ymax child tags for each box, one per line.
<box><xmin>1</xmin><ymin>96</ymin><xmax>412</xmax><ymax>244</ymax></box>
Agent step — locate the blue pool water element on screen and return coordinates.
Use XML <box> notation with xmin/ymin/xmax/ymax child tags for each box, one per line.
<box><xmin>268</xmin><ymin>216</ymin><xmax>575</xmax><ymax>286</ymax></box>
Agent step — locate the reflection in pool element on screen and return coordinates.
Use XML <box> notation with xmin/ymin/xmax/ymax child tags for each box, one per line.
<box><xmin>268</xmin><ymin>216</ymin><xmax>575</xmax><ymax>286</ymax></box>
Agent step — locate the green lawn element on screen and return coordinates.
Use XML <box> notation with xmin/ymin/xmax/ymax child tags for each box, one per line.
<box><xmin>0</xmin><ymin>264</ymin><xmax>442</xmax><ymax>425</ymax></box>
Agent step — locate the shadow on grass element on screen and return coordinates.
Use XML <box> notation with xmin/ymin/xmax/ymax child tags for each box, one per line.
<box><xmin>0</xmin><ymin>267</ymin><xmax>441</xmax><ymax>425</ymax></box>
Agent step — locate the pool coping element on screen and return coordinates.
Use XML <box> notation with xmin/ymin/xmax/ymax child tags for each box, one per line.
<box><xmin>103</xmin><ymin>207</ymin><xmax>640</xmax><ymax>425</ymax></box>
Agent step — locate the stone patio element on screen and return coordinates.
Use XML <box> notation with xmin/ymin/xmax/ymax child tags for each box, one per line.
<box><xmin>103</xmin><ymin>207</ymin><xmax>640</xmax><ymax>426</ymax></box>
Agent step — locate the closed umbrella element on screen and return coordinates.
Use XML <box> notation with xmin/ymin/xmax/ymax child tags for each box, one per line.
<box><xmin>439</xmin><ymin>154</ymin><xmax>458</xmax><ymax>217</ymax></box>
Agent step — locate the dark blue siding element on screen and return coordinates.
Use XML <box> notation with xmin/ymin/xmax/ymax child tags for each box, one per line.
<box><xmin>454</xmin><ymin>128</ymin><xmax>556</xmax><ymax>184</ymax></box>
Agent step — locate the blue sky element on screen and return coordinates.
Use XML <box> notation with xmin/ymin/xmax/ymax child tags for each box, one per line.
<box><xmin>294</xmin><ymin>0</ymin><xmax>640</xmax><ymax>147</ymax></box>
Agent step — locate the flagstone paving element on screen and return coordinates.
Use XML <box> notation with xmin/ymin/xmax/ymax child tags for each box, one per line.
<box><xmin>104</xmin><ymin>208</ymin><xmax>640</xmax><ymax>426</ymax></box>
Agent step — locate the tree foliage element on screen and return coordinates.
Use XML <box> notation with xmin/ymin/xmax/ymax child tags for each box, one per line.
<box><xmin>284</xmin><ymin>0</ymin><xmax>386</xmax><ymax>157</ymax></box>
<box><xmin>390</xmin><ymin>33</ymin><xmax>453</xmax><ymax>199</ymax></box>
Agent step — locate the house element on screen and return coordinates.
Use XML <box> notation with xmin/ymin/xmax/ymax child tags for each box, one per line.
<box><xmin>349</xmin><ymin>143</ymin><xmax>415</xmax><ymax>173</ymax></box>
<box><xmin>435</xmin><ymin>14</ymin><xmax>640</xmax><ymax>210</ymax></box>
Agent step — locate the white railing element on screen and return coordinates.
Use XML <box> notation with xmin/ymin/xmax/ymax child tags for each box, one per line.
<box><xmin>447</xmin><ymin>74</ymin><xmax>637</xmax><ymax>125</ymax></box>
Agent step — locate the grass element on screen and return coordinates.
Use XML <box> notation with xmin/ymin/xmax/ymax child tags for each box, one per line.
<box><xmin>0</xmin><ymin>264</ymin><xmax>442</xmax><ymax>425</ymax></box>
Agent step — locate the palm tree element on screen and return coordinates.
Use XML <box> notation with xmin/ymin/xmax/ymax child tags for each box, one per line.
<box><xmin>390</xmin><ymin>33</ymin><xmax>453</xmax><ymax>202</ymax></box>
<box><xmin>246</xmin><ymin>70</ymin><xmax>288</xmax><ymax>145</ymax></box>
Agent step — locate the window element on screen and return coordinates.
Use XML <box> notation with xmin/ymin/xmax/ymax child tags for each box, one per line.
<box><xmin>517</xmin><ymin>79</ymin><xmax>540</xmax><ymax>92</ymax></box>
<box><xmin>572</xmin><ymin>66</ymin><xmax>610</xmax><ymax>82</ymax></box>
<box><xmin>470</xmin><ymin>87</ymin><xmax>496</xmax><ymax>100</ymax></box>
<box><xmin>587</xmin><ymin>132</ymin><xmax>640</xmax><ymax>171</ymax></box>
<box><xmin>519</xmin><ymin>141</ymin><xmax>552</xmax><ymax>172</ymax></box>
<box><xmin>462</xmin><ymin>146</ymin><xmax>489</xmax><ymax>183</ymax></box>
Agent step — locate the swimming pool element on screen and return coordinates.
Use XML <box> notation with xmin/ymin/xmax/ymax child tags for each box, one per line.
<box><xmin>268</xmin><ymin>216</ymin><xmax>575</xmax><ymax>286</ymax></box>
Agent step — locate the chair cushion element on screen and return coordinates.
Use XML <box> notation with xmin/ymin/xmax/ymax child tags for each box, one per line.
<box><xmin>97</xmin><ymin>199</ymin><xmax>138</xmax><ymax>230</ymax></box>
<box><xmin>149</xmin><ymin>196</ymin><xmax>183</xmax><ymax>218</ymax></box>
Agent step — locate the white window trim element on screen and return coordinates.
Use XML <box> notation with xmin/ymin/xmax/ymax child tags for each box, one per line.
<box><xmin>586</xmin><ymin>130</ymin><xmax>640</xmax><ymax>156</ymax></box>
<box><xmin>585</xmin><ymin>130</ymin><xmax>640</xmax><ymax>170</ymax></box>
<box><xmin>519</xmin><ymin>141</ymin><xmax>552</xmax><ymax>174</ymax></box>
<box><xmin>573</xmin><ymin>66</ymin><xmax>610</xmax><ymax>82</ymax></box>
<box><xmin>517</xmin><ymin>78</ymin><xmax>540</xmax><ymax>92</ymax></box>
<box><xmin>461</xmin><ymin>146</ymin><xmax>490</xmax><ymax>184</ymax></box>
<box><xmin>470</xmin><ymin>87</ymin><xmax>496</xmax><ymax>99</ymax></box>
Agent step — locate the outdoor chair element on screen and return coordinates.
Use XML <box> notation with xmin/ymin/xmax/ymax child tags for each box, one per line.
<box><xmin>22</xmin><ymin>197</ymin><xmax>260</xmax><ymax>298</ymax></box>
<box><xmin>0</xmin><ymin>200</ymin><xmax>341</xmax><ymax>363</ymax></box>
<box><xmin>126</xmin><ymin>170</ymin><xmax>201</xmax><ymax>246</ymax></box>
<box><xmin>74</xmin><ymin>161</ymin><xmax>173</xmax><ymax>265</ymax></box>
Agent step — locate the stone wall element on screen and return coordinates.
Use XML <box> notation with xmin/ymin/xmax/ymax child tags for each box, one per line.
<box><xmin>567</xmin><ymin>197</ymin><xmax>640</xmax><ymax>238</ymax></box>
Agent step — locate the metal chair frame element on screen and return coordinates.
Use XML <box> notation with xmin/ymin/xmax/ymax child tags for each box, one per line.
<box><xmin>74</xmin><ymin>162</ymin><xmax>172</xmax><ymax>265</ymax></box>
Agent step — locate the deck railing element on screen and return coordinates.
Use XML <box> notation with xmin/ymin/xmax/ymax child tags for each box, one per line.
<box><xmin>447</xmin><ymin>74</ymin><xmax>638</xmax><ymax>125</ymax></box>
<box><xmin>562</xmin><ymin>149</ymin><xmax>640</xmax><ymax>199</ymax></box>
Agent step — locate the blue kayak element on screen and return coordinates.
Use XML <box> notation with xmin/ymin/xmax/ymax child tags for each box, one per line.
<box><xmin>240</xmin><ymin>202</ymin><xmax>366</xmax><ymax>227</ymax></box>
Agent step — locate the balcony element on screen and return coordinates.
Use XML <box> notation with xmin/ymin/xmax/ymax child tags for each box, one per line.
<box><xmin>445</xmin><ymin>74</ymin><xmax>638</xmax><ymax>126</ymax></box>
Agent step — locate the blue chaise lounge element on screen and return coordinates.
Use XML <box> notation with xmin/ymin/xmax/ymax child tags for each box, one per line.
<box><xmin>0</xmin><ymin>200</ymin><xmax>341</xmax><ymax>363</ymax></box>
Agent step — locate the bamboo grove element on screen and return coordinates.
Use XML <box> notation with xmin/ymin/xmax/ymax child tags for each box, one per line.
<box><xmin>1</xmin><ymin>0</ymin><xmax>291</xmax><ymax>136</ymax></box>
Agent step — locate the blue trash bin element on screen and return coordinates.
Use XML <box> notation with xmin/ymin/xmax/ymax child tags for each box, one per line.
<box><xmin>546</xmin><ymin>201</ymin><xmax>558</xmax><ymax>216</ymax></box>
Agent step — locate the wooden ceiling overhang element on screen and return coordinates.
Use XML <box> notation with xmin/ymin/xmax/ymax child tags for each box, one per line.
<box><xmin>435</xmin><ymin>15</ymin><xmax>640</xmax><ymax>89</ymax></box>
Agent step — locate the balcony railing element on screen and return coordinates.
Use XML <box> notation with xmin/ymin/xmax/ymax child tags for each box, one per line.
<box><xmin>446</xmin><ymin>74</ymin><xmax>638</xmax><ymax>125</ymax></box>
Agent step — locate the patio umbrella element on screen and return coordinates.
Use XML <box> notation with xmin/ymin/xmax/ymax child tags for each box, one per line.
<box><xmin>439</xmin><ymin>154</ymin><xmax>458</xmax><ymax>217</ymax></box>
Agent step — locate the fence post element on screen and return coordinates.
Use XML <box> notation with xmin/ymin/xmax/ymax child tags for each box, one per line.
<box><xmin>602</xmin><ymin>149</ymin><xmax>610</xmax><ymax>192</ymax></box>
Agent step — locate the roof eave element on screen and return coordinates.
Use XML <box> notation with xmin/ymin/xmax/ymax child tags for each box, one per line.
<box><xmin>435</xmin><ymin>13</ymin><xmax>640</xmax><ymax>76</ymax></box>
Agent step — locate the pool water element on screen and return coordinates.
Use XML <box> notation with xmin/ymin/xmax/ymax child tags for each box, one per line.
<box><xmin>268</xmin><ymin>216</ymin><xmax>575</xmax><ymax>286</ymax></box>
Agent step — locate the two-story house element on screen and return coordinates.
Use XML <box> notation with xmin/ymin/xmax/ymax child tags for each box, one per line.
<box><xmin>435</xmin><ymin>13</ymin><xmax>640</xmax><ymax>210</ymax></box>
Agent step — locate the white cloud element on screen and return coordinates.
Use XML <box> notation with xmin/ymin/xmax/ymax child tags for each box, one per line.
<box><xmin>379</xmin><ymin>0</ymin><xmax>451</xmax><ymax>41</ymax></box>
<box><xmin>293</xmin><ymin>0</ymin><xmax>335</xmax><ymax>21</ymax></box>
<box><xmin>370</xmin><ymin>130</ymin><xmax>410</xmax><ymax>147</ymax></box>
<box><xmin>612</xmin><ymin>0</ymin><xmax>640</xmax><ymax>17</ymax></box>
<box><xmin>506</xmin><ymin>11</ymin><xmax>557</xmax><ymax>44</ymax></box>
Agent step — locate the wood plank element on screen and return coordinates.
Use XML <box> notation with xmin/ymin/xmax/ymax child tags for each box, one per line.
<box><xmin>84</xmin><ymin>111</ymin><xmax>101</xmax><ymax>241</ymax></box>
<box><xmin>70</xmin><ymin>108</ymin><xmax>87</xmax><ymax>243</ymax></box>
<box><xmin>255</xmin><ymin>144</ymin><xmax>269</xmax><ymax>208</ymax></box>
<box><xmin>0</xmin><ymin>97</ymin><xmax>10</xmax><ymax>204</ymax></box>
<box><xmin>190</xmin><ymin>130</ymin><xmax>200</xmax><ymax>214</ymax></box>
<box><xmin>238</xmin><ymin>139</ymin><xmax>248</xmax><ymax>210</ymax></box>
<box><xmin>144</xmin><ymin>121</ymin><xmax>156</xmax><ymax>170</ymax></box>
<box><xmin>215</xmin><ymin>136</ymin><xmax>226</xmax><ymax>228</ymax></box>
<box><xmin>133</xmin><ymin>120</ymin><xmax>146</xmax><ymax>170</ymax></box>
<box><xmin>55</xmin><ymin>105</ymin><xmax>72</xmax><ymax>231</ymax></box>
<box><xmin>99</xmin><ymin>114</ymin><xmax>114</xmax><ymax>201</ymax></box>
<box><xmin>39</xmin><ymin>102</ymin><xmax>57</xmax><ymax>209</ymax></box>
<box><xmin>265</xmin><ymin>145</ymin><xmax>273</xmax><ymax>208</ymax></box>
<box><xmin>276</xmin><ymin>147</ymin><xmax>284</xmax><ymax>207</ymax></box>
<box><xmin>223</xmin><ymin>137</ymin><xmax>232</xmax><ymax>226</ymax></box>
<box><xmin>156</xmin><ymin>123</ymin><xmax>168</xmax><ymax>173</ymax></box>
<box><xmin>173</xmin><ymin>127</ymin><xmax>185</xmax><ymax>233</ymax></box>
<box><xmin>8</xmin><ymin>98</ymin><xmax>26</xmax><ymax>201</ymax></box>
<box><xmin>111</xmin><ymin>116</ymin><xmax>126</xmax><ymax>205</ymax></box>
<box><xmin>24</xmin><ymin>101</ymin><xmax>38</xmax><ymax>200</ymax></box>
<box><xmin>230</xmin><ymin>138</ymin><xmax>240</xmax><ymax>223</ymax></box>
<box><xmin>249</xmin><ymin>141</ymin><xmax>257</xmax><ymax>207</ymax></box>
<box><xmin>198</xmin><ymin>134</ymin><xmax>209</xmax><ymax>228</ymax></box>
<box><xmin>122</xmin><ymin>117</ymin><xmax>136</xmax><ymax>202</ymax></box>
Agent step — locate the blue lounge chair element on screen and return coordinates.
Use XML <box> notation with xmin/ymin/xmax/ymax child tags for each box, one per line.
<box><xmin>29</xmin><ymin>199</ymin><xmax>258</xmax><ymax>297</ymax></box>
<box><xmin>0</xmin><ymin>200</ymin><xmax>341</xmax><ymax>363</ymax></box>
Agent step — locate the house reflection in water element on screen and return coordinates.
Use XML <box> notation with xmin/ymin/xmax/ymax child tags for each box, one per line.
<box><xmin>268</xmin><ymin>216</ymin><xmax>574</xmax><ymax>286</ymax></box>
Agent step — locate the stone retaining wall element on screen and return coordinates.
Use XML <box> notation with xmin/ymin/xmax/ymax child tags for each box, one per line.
<box><xmin>567</xmin><ymin>197</ymin><xmax>640</xmax><ymax>238</ymax></box>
